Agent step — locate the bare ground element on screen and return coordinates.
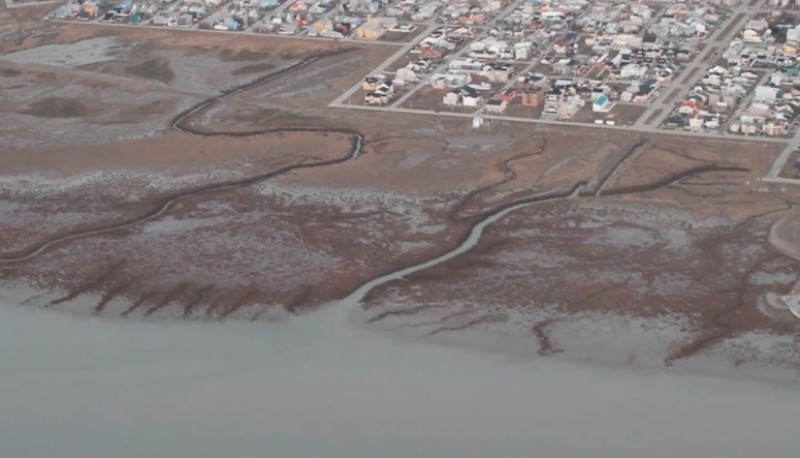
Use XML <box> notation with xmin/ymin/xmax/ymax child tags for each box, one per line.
<box><xmin>360</xmin><ymin>138</ymin><xmax>800</xmax><ymax>369</ymax></box>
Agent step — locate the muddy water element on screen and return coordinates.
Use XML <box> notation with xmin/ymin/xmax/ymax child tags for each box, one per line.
<box><xmin>1</xmin><ymin>295</ymin><xmax>798</xmax><ymax>458</ymax></box>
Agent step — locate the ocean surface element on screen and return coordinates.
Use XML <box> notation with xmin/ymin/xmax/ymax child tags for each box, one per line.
<box><xmin>1</xmin><ymin>299</ymin><xmax>798</xmax><ymax>458</ymax></box>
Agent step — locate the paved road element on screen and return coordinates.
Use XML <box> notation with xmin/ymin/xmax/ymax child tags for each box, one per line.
<box><xmin>330</xmin><ymin>101</ymin><xmax>788</xmax><ymax>141</ymax></box>
<box><xmin>764</xmin><ymin>133</ymin><xmax>800</xmax><ymax>184</ymax></box>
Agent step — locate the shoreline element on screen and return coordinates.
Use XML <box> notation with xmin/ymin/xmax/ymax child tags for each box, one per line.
<box><xmin>3</xmin><ymin>287</ymin><xmax>800</xmax><ymax>457</ymax></box>
<box><xmin>767</xmin><ymin>212</ymin><xmax>800</xmax><ymax>318</ymax></box>
<box><xmin>3</xmin><ymin>279</ymin><xmax>798</xmax><ymax>388</ymax></box>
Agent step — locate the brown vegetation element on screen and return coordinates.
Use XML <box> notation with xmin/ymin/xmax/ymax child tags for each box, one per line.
<box><xmin>22</xmin><ymin>97</ymin><xmax>86</xmax><ymax>117</ymax></box>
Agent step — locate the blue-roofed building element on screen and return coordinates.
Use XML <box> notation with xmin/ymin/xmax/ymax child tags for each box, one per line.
<box><xmin>592</xmin><ymin>94</ymin><xmax>613</xmax><ymax>113</ymax></box>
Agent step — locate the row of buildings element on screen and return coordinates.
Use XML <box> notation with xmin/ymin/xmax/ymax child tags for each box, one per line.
<box><xmin>384</xmin><ymin>0</ymin><xmax>726</xmax><ymax>122</ymax></box>
<box><xmin>730</xmin><ymin>69</ymin><xmax>800</xmax><ymax>136</ymax></box>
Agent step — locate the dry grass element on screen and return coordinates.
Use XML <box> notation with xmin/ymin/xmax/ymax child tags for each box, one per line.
<box><xmin>124</xmin><ymin>59</ymin><xmax>174</xmax><ymax>83</ymax></box>
<box><xmin>22</xmin><ymin>97</ymin><xmax>86</xmax><ymax>118</ymax></box>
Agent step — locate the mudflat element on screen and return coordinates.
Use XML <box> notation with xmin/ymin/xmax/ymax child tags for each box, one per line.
<box><xmin>1</xmin><ymin>19</ymin><xmax>799</xmax><ymax>377</ymax></box>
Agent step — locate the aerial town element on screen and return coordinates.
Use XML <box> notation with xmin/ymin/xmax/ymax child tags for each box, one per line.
<box><xmin>40</xmin><ymin>0</ymin><xmax>800</xmax><ymax>143</ymax></box>
<box><xmin>4</xmin><ymin>0</ymin><xmax>800</xmax><ymax>453</ymax></box>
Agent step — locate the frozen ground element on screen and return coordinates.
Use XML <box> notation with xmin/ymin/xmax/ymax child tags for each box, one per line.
<box><xmin>1</xmin><ymin>297</ymin><xmax>799</xmax><ymax>458</ymax></box>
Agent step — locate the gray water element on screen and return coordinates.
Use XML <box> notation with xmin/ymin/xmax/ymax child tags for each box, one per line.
<box><xmin>1</xmin><ymin>296</ymin><xmax>798</xmax><ymax>458</ymax></box>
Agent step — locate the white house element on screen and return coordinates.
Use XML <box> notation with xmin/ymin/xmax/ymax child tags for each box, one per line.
<box><xmin>754</xmin><ymin>85</ymin><xmax>779</xmax><ymax>103</ymax></box>
<box><xmin>484</xmin><ymin>98</ymin><xmax>507</xmax><ymax>114</ymax></box>
<box><xmin>514</xmin><ymin>42</ymin><xmax>532</xmax><ymax>60</ymax></box>
<box><xmin>430</xmin><ymin>72</ymin><xmax>471</xmax><ymax>89</ymax></box>
<box><xmin>443</xmin><ymin>91</ymin><xmax>461</xmax><ymax>106</ymax></box>
<box><xmin>592</xmin><ymin>94</ymin><xmax>614</xmax><ymax>113</ymax></box>
<box><xmin>463</xmin><ymin>93</ymin><xmax>482</xmax><ymax>107</ymax></box>
<box><xmin>620</xmin><ymin>63</ymin><xmax>646</xmax><ymax>79</ymax></box>
<box><xmin>396</xmin><ymin>67</ymin><xmax>417</xmax><ymax>82</ymax></box>
<box><xmin>787</xmin><ymin>26</ymin><xmax>800</xmax><ymax>44</ymax></box>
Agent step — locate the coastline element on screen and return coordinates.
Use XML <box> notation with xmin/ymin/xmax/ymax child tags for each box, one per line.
<box><xmin>2</xmin><ymin>293</ymin><xmax>799</xmax><ymax>458</ymax></box>
<box><xmin>4</xmin><ymin>279</ymin><xmax>799</xmax><ymax>387</ymax></box>
<box><xmin>767</xmin><ymin>212</ymin><xmax>800</xmax><ymax>318</ymax></box>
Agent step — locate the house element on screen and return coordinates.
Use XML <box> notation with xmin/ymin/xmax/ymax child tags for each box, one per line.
<box><xmin>365</xmin><ymin>91</ymin><xmax>390</xmax><ymax>105</ymax></box>
<box><xmin>553</xmin><ymin>39</ymin><xmax>571</xmax><ymax>55</ymax></box>
<box><xmin>557</xmin><ymin>95</ymin><xmax>584</xmax><ymax>120</ymax></box>
<box><xmin>443</xmin><ymin>86</ymin><xmax>481</xmax><ymax>107</ymax></box>
<box><xmin>521</xmin><ymin>89</ymin><xmax>544</xmax><ymax>107</ymax></box>
<box><xmin>313</xmin><ymin>19</ymin><xmax>332</xmax><ymax>32</ymax></box>
<box><xmin>677</xmin><ymin>100</ymin><xmax>699</xmax><ymax>116</ymax></box>
<box><xmin>764</xmin><ymin>121</ymin><xmax>788</xmax><ymax>136</ymax></box>
<box><xmin>458</xmin><ymin>12</ymin><xmax>485</xmax><ymax>25</ymax></box>
<box><xmin>420</xmin><ymin>46</ymin><xmax>448</xmax><ymax>59</ymax></box>
<box><xmin>742</xmin><ymin>28</ymin><xmax>763</xmax><ymax>43</ymax></box>
<box><xmin>592</xmin><ymin>94</ymin><xmax>613</xmax><ymax>113</ymax></box>
<box><xmin>641</xmin><ymin>34</ymin><xmax>658</xmax><ymax>50</ymax></box>
<box><xmin>754</xmin><ymin>85</ymin><xmax>780</xmax><ymax>103</ymax></box>
<box><xmin>744</xmin><ymin>19</ymin><xmax>768</xmax><ymax>33</ymax></box>
<box><xmin>462</xmin><ymin>91</ymin><xmax>482</xmax><ymax>107</ymax></box>
<box><xmin>355</xmin><ymin>16</ymin><xmax>398</xmax><ymax>40</ymax></box>
<box><xmin>362</xmin><ymin>75</ymin><xmax>385</xmax><ymax>91</ymax></box>
<box><xmin>687</xmin><ymin>89</ymin><xmax>709</xmax><ymax>106</ymax></box>
<box><xmin>396</xmin><ymin>67</ymin><xmax>417</xmax><ymax>82</ymax></box>
<box><xmin>443</xmin><ymin>90</ymin><xmax>461</xmax><ymax>106</ymax></box>
<box><xmin>406</xmin><ymin>58</ymin><xmax>433</xmax><ymax>73</ymax></box>
<box><xmin>688</xmin><ymin>117</ymin><xmax>704</xmax><ymax>131</ymax></box>
<box><xmin>449</xmin><ymin>59</ymin><xmax>483</xmax><ymax>72</ymax></box>
<box><xmin>787</xmin><ymin>25</ymin><xmax>800</xmax><ymax>44</ymax></box>
<box><xmin>277</xmin><ymin>23</ymin><xmax>298</xmax><ymax>35</ymax></box>
<box><xmin>632</xmin><ymin>79</ymin><xmax>659</xmax><ymax>103</ymax></box>
<box><xmin>704</xmin><ymin>114</ymin><xmax>720</xmax><ymax>129</ymax></box>
<box><xmin>430</xmin><ymin>72</ymin><xmax>471</xmax><ymax>90</ymax></box>
<box><xmin>365</xmin><ymin>81</ymin><xmax>394</xmax><ymax>105</ymax></box>
<box><xmin>482</xmin><ymin>63</ymin><xmax>513</xmax><ymax>83</ymax></box>
<box><xmin>333</xmin><ymin>22</ymin><xmax>353</xmax><ymax>36</ymax></box>
<box><xmin>514</xmin><ymin>43</ymin><xmax>532</xmax><ymax>60</ymax></box>
<box><xmin>620</xmin><ymin>63</ymin><xmax>646</xmax><ymax>79</ymax></box>
<box><xmin>665</xmin><ymin>114</ymin><xmax>689</xmax><ymax>128</ymax></box>
<box><xmin>463</xmin><ymin>86</ymin><xmax>483</xmax><ymax>107</ymax></box>
<box><xmin>356</xmin><ymin>21</ymin><xmax>383</xmax><ymax>39</ymax></box>
<box><xmin>542</xmin><ymin>93</ymin><xmax>561</xmax><ymax>119</ymax></box>
<box><xmin>775</xmin><ymin>104</ymin><xmax>797</xmax><ymax>120</ymax></box>
<box><xmin>496</xmin><ymin>89</ymin><xmax>518</xmax><ymax>103</ymax></box>
<box><xmin>375</xmin><ymin>82</ymin><xmax>394</xmax><ymax>96</ymax></box>
<box><xmin>746</xmin><ymin>102</ymin><xmax>771</xmax><ymax>117</ymax></box>
<box><xmin>485</xmin><ymin>98</ymin><xmax>507</xmax><ymax>114</ymax></box>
